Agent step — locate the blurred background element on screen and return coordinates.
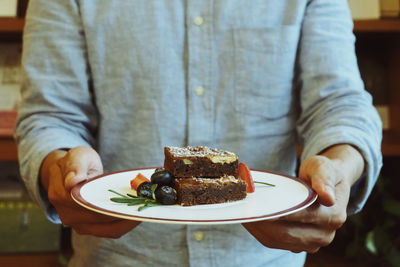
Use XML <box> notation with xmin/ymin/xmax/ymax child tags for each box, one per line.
<box><xmin>0</xmin><ymin>1</ymin><xmax>399</xmax><ymax>266</ymax></box>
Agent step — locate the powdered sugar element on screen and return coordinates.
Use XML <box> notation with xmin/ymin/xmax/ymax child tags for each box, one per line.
<box><xmin>167</xmin><ymin>146</ymin><xmax>236</xmax><ymax>158</ymax></box>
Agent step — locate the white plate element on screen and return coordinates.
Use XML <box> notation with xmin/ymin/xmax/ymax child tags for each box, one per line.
<box><xmin>71</xmin><ymin>167</ymin><xmax>317</xmax><ymax>225</ymax></box>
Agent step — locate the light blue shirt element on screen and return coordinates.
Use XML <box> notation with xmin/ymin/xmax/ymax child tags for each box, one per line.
<box><xmin>15</xmin><ymin>0</ymin><xmax>382</xmax><ymax>266</ymax></box>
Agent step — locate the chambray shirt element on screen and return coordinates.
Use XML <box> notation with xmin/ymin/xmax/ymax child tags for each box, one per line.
<box><xmin>16</xmin><ymin>0</ymin><xmax>382</xmax><ymax>266</ymax></box>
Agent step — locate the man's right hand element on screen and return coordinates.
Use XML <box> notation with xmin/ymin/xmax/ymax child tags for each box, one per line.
<box><xmin>41</xmin><ymin>146</ymin><xmax>140</xmax><ymax>238</ymax></box>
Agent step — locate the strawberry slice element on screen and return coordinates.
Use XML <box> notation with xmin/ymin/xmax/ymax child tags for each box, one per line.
<box><xmin>130</xmin><ymin>173</ymin><xmax>151</xmax><ymax>190</ymax></box>
<box><xmin>238</xmin><ymin>163</ymin><xmax>255</xmax><ymax>193</ymax></box>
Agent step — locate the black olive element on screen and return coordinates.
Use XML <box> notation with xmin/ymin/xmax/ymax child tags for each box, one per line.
<box><xmin>151</xmin><ymin>170</ymin><xmax>173</xmax><ymax>185</ymax></box>
<box><xmin>155</xmin><ymin>185</ymin><xmax>177</xmax><ymax>205</ymax></box>
<box><xmin>154</xmin><ymin>167</ymin><xmax>165</xmax><ymax>173</ymax></box>
<box><xmin>136</xmin><ymin>182</ymin><xmax>153</xmax><ymax>199</ymax></box>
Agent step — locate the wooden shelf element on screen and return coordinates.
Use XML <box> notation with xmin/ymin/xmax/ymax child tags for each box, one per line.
<box><xmin>0</xmin><ymin>252</ymin><xmax>64</xmax><ymax>267</ymax></box>
<box><xmin>0</xmin><ymin>137</ymin><xmax>18</xmax><ymax>161</ymax></box>
<box><xmin>354</xmin><ymin>19</ymin><xmax>400</xmax><ymax>32</ymax></box>
<box><xmin>382</xmin><ymin>131</ymin><xmax>400</xmax><ymax>156</ymax></box>
<box><xmin>0</xmin><ymin>18</ymin><xmax>25</xmax><ymax>33</ymax></box>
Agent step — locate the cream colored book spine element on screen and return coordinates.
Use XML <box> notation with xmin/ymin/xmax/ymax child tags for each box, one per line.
<box><xmin>348</xmin><ymin>0</ymin><xmax>381</xmax><ymax>19</ymax></box>
<box><xmin>0</xmin><ymin>0</ymin><xmax>18</xmax><ymax>17</ymax></box>
<box><xmin>380</xmin><ymin>0</ymin><xmax>400</xmax><ymax>17</ymax></box>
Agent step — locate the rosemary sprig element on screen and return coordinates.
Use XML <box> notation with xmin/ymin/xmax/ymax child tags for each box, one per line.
<box><xmin>138</xmin><ymin>200</ymin><xmax>162</xmax><ymax>211</ymax></box>
<box><xmin>254</xmin><ymin>181</ymin><xmax>275</xmax><ymax>187</ymax></box>
<box><xmin>151</xmin><ymin>184</ymin><xmax>158</xmax><ymax>200</ymax></box>
<box><xmin>110</xmin><ymin>197</ymin><xmax>147</xmax><ymax>203</ymax></box>
<box><xmin>108</xmin><ymin>189</ymin><xmax>130</xmax><ymax>198</ymax></box>
<box><xmin>108</xmin><ymin>189</ymin><xmax>160</xmax><ymax>211</ymax></box>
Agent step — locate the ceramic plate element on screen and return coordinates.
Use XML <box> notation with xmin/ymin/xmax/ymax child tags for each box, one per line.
<box><xmin>71</xmin><ymin>168</ymin><xmax>317</xmax><ymax>225</ymax></box>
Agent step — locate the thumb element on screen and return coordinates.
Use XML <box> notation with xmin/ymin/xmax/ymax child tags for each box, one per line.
<box><xmin>299</xmin><ymin>155</ymin><xmax>338</xmax><ymax>207</ymax></box>
<box><xmin>60</xmin><ymin>146</ymin><xmax>103</xmax><ymax>191</ymax></box>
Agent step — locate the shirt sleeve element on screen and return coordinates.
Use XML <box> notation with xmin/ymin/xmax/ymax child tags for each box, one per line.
<box><xmin>14</xmin><ymin>0</ymin><xmax>97</xmax><ymax>222</ymax></box>
<box><xmin>296</xmin><ymin>0</ymin><xmax>383</xmax><ymax>214</ymax></box>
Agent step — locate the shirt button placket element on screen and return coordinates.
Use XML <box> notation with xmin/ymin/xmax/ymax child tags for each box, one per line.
<box><xmin>186</xmin><ymin>1</ymin><xmax>213</xmax><ymax>146</ymax></box>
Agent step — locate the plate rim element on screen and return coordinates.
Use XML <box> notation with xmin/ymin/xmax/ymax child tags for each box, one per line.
<box><xmin>71</xmin><ymin>167</ymin><xmax>318</xmax><ymax>224</ymax></box>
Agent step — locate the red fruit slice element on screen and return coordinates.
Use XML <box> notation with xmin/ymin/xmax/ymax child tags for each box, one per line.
<box><xmin>238</xmin><ymin>163</ymin><xmax>255</xmax><ymax>193</ymax></box>
<box><xmin>130</xmin><ymin>173</ymin><xmax>151</xmax><ymax>190</ymax></box>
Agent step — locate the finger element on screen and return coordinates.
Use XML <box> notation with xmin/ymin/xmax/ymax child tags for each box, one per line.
<box><xmin>312</xmin><ymin>174</ymin><xmax>336</xmax><ymax>207</ymax></box>
<box><xmin>243</xmin><ymin>220</ymin><xmax>335</xmax><ymax>253</ymax></box>
<box><xmin>282</xmin><ymin>182</ymin><xmax>349</xmax><ymax>229</ymax></box>
<box><xmin>57</xmin><ymin>202</ymin><xmax>131</xmax><ymax>226</ymax></box>
<box><xmin>281</xmin><ymin>205</ymin><xmax>346</xmax><ymax>230</ymax></box>
<box><xmin>279</xmin><ymin>202</ymin><xmax>321</xmax><ymax>223</ymax></box>
<box><xmin>299</xmin><ymin>156</ymin><xmax>337</xmax><ymax>206</ymax></box>
<box><xmin>47</xmin><ymin>162</ymin><xmax>71</xmax><ymax>204</ymax></box>
<box><xmin>47</xmin><ymin>161</ymin><xmax>118</xmax><ymax>225</ymax></box>
<box><xmin>72</xmin><ymin>220</ymin><xmax>141</xmax><ymax>238</ymax></box>
<box><xmin>58</xmin><ymin>146</ymin><xmax>103</xmax><ymax>191</ymax></box>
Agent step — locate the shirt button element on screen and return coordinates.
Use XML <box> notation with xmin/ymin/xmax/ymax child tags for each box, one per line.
<box><xmin>194</xmin><ymin>16</ymin><xmax>204</xmax><ymax>26</ymax></box>
<box><xmin>194</xmin><ymin>231</ymin><xmax>204</xmax><ymax>241</ymax></box>
<box><xmin>195</xmin><ymin>86</ymin><xmax>205</xmax><ymax>96</ymax></box>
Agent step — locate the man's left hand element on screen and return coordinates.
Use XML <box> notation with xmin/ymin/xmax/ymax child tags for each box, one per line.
<box><xmin>242</xmin><ymin>144</ymin><xmax>364</xmax><ymax>253</ymax></box>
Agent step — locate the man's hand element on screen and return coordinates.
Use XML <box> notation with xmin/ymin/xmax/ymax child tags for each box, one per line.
<box><xmin>41</xmin><ymin>146</ymin><xmax>140</xmax><ymax>238</ymax></box>
<box><xmin>242</xmin><ymin>144</ymin><xmax>364</xmax><ymax>253</ymax></box>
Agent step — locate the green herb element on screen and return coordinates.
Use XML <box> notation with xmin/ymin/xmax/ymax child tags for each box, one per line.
<box><xmin>254</xmin><ymin>181</ymin><xmax>275</xmax><ymax>187</ymax></box>
<box><xmin>108</xmin><ymin>189</ymin><xmax>130</xmax><ymax>198</ymax></box>
<box><xmin>110</xmin><ymin>197</ymin><xmax>146</xmax><ymax>203</ymax></box>
<box><xmin>151</xmin><ymin>184</ymin><xmax>158</xmax><ymax>200</ymax></box>
<box><xmin>138</xmin><ymin>200</ymin><xmax>162</xmax><ymax>211</ymax></box>
<box><xmin>108</xmin><ymin>189</ymin><xmax>160</xmax><ymax>211</ymax></box>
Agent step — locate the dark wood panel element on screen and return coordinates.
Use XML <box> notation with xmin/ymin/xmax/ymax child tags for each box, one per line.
<box><xmin>0</xmin><ymin>137</ymin><xmax>18</xmax><ymax>161</ymax></box>
<box><xmin>354</xmin><ymin>19</ymin><xmax>400</xmax><ymax>32</ymax></box>
<box><xmin>0</xmin><ymin>18</ymin><xmax>24</xmax><ymax>32</ymax></box>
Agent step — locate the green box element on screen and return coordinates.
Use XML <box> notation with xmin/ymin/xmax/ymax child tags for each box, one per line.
<box><xmin>0</xmin><ymin>161</ymin><xmax>61</xmax><ymax>253</ymax></box>
<box><xmin>0</xmin><ymin>199</ymin><xmax>61</xmax><ymax>253</ymax></box>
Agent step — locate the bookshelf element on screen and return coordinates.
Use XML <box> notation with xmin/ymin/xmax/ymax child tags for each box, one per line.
<box><xmin>0</xmin><ymin>18</ymin><xmax>24</xmax><ymax>33</ymax></box>
<box><xmin>0</xmin><ymin>18</ymin><xmax>22</xmax><ymax>161</ymax></box>
<box><xmin>0</xmin><ymin>138</ymin><xmax>17</xmax><ymax>161</ymax></box>
<box><xmin>352</xmin><ymin>19</ymin><xmax>400</xmax><ymax>157</ymax></box>
<box><xmin>0</xmin><ymin>19</ymin><xmax>400</xmax><ymax>160</ymax></box>
<box><xmin>354</xmin><ymin>18</ymin><xmax>400</xmax><ymax>32</ymax></box>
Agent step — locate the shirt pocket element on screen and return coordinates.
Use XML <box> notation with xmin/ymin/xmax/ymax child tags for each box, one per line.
<box><xmin>233</xmin><ymin>25</ymin><xmax>301</xmax><ymax>119</ymax></box>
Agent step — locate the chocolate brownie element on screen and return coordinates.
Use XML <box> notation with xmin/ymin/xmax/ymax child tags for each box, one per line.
<box><xmin>173</xmin><ymin>176</ymin><xmax>247</xmax><ymax>206</ymax></box>
<box><xmin>164</xmin><ymin>146</ymin><xmax>238</xmax><ymax>178</ymax></box>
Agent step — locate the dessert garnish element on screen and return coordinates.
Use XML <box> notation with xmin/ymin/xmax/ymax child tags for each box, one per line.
<box><xmin>238</xmin><ymin>163</ymin><xmax>275</xmax><ymax>193</ymax></box>
<box><xmin>109</xmin><ymin>169</ymin><xmax>178</xmax><ymax>211</ymax></box>
<box><xmin>109</xmin><ymin>164</ymin><xmax>275</xmax><ymax>211</ymax></box>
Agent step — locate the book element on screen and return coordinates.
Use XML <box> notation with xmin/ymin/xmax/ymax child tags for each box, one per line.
<box><xmin>0</xmin><ymin>43</ymin><xmax>21</xmax><ymax>137</ymax></box>
<box><xmin>0</xmin><ymin>161</ymin><xmax>24</xmax><ymax>199</ymax></box>
<box><xmin>0</xmin><ymin>0</ymin><xmax>18</xmax><ymax>17</ymax></box>
<box><xmin>348</xmin><ymin>0</ymin><xmax>381</xmax><ymax>19</ymax></box>
<box><xmin>0</xmin><ymin>110</ymin><xmax>17</xmax><ymax>136</ymax></box>
<box><xmin>375</xmin><ymin>105</ymin><xmax>390</xmax><ymax>130</ymax></box>
<box><xmin>380</xmin><ymin>0</ymin><xmax>400</xmax><ymax>17</ymax></box>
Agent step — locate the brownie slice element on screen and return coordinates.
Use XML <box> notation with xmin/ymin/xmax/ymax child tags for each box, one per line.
<box><xmin>164</xmin><ymin>146</ymin><xmax>238</xmax><ymax>178</ymax></box>
<box><xmin>173</xmin><ymin>176</ymin><xmax>247</xmax><ymax>206</ymax></box>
